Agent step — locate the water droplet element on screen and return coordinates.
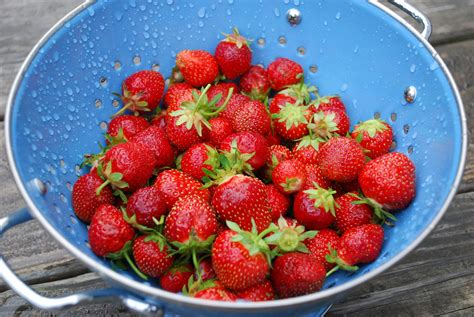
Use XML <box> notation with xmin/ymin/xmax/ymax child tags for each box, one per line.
<box><xmin>114</xmin><ymin>12</ymin><xmax>123</xmax><ymax>21</ymax></box>
<box><xmin>274</xmin><ymin>8</ymin><xmax>280</xmax><ymax>17</ymax></box>
<box><xmin>197</xmin><ymin>7</ymin><xmax>206</xmax><ymax>17</ymax></box>
<box><xmin>340</xmin><ymin>83</ymin><xmax>348</xmax><ymax>92</ymax></box>
<box><xmin>335</xmin><ymin>12</ymin><xmax>341</xmax><ymax>19</ymax></box>
<box><xmin>353</xmin><ymin>46</ymin><xmax>359</xmax><ymax>54</ymax></box>
<box><xmin>430</xmin><ymin>61</ymin><xmax>439</xmax><ymax>71</ymax></box>
<box><xmin>166</xmin><ymin>0</ymin><xmax>173</xmax><ymax>4</ymax></box>
<box><xmin>410</xmin><ymin>64</ymin><xmax>416</xmax><ymax>73</ymax></box>
<box><xmin>228</xmin><ymin>0</ymin><xmax>234</xmax><ymax>4</ymax></box>
<box><xmin>66</xmin><ymin>87</ymin><xmax>73</xmax><ymax>96</ymax></box>
<box><xmin>87</xmin><ymin>7</ymin><xmax>95</xmax><ymax>16</ymax></box>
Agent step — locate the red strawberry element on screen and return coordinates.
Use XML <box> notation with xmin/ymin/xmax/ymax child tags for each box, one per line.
<box><xmin>233</xmin><ymin>100</ymin><xmax>271</xmax><ymax>135</ymax></box>
<box><xmin>132</xmin><ymin>235</ymin><xmax>174</xmax><ymax>278</ymax></box>
<box><xmin>131</xmin><ymin>126</ymin><xmax>175</xmax><ymax>169</ymax></box>
<box><xmin>309</xmin><ymin>109</ymin><xmax>350</xmax><ymax>139</ymax></box>
<box><xmin>269</xmin><ymin>94</ymin><xmax>296</xmax><ymax>114</ymax></box>
<box><xmin>220</xmin><ymin>93</ymin><xmax>250</xmax><ymax>121</ymax></box>
<box><xmin>154</xmin><ymin>169</ymin><xmax>210</xmax><ymax>209</ymax></box>
<box><xmin>212</xmin><ymin>175</ymin><xmax>271</xmax><ymax>232</ymax></box>
<box><xmin>164</xmin><ymin>195</ymin><xmax>217</xmax><ymax>266</ymax></box>
<box><xmin>220</xmin><ymin>132</ymin><xmax>269</xmax><ymax>170</ymax></box>
<box><xmin>181</xmin><ymin>143</ymin><xmax>219</xmax><ymax>180</ymax></box>
<box><xmin>212</xmin><ymin>227</ymin><xmax>271</xmax><ymax>291</ymax></box>
<box><xmin>208</xmin><ymin>82</ymin><xmax>240</xmax><ymax>109</ymax></box>
<box><xmin>101</xmin><ymin>142</ymin><xmax>155</xmax><ymax>192</ymax></box>
<box><xmin>303</xmin><ymin>164</ymin><xmax>331</xmax><ymax>190</ymax></box>
<box><xmin>235</xmin><ymin>280</ymin><xmax>275</xmax><ymax>301</ymax></box>
<box><xmin>272</xmin><ymin>104</ymin><xmax>312</xmax><ymax>140</ymax></box>
<box><xmin>310</xmin><ymin>95</ymin><xmax>346</xmax><ymax>113</ymax></box>
<box><xmin>126</xmin><ymin>186</ymin><xmax>167</xmax><ymax>228</ymax></box>
<box><xmin>327</xmin><ymin>224</ymin><xmax>384</xmax><ymax>271</ymax></box>
<box><xmin>165</xmin><ymin>114</ymin><xmax>203</xmax><ymax>151</ymax></box>
<box><xmin>151</xmin><ymin>110</ymin><xmax>167</xmax><ymax>133</ymax></box>
<box><xmin>267</xmin><ymin>58</ymin><xmax>304</xmax><ymax>91</ymax></box>
<box><xmin>164</xmin><ymin>83</ymin><xmax>195</xmax><ymax>111</ymax></box>
<box><xmin>265</xmin><ymin>184</ymin><xmax>290</xmax><ymax>221</ymax></box>
<box><xmin>271</xmin><ymin>252</ymin><xmax>326</xmax><ymax>298</ymax></box>
<box><xmin>88</xmin><ymin>204</ymin><xmax>135</xmax><ymax>257</ymax></box>
<box><xmin>115</xmin><ymin>70</ymin><xmax>165</xmax><ymax>114</ymax></box>
<box><xmin>293</xmin><ymin>186</ymin><xmax>337</xmax><ymax>230</ymax></box>
<box><xmin>239</xmin><ymin>65</ymin><xmax>271</xmax><ymax>101</ymax></box>
<box><xmin>266</xmin><ymin>129</ymin><xmax>281</xmax><ymax>146</ymax></box>
<box><xmin>266</xmin><ymin>217</ymin><xmax>318</xmax><ymax>254</ymax></box>
<box><xmin>272</xmin><ymin>159</ymin><xmax>307</xmax><ymax>194</ymax></box>
<box><xmin>160</xmin><ymin>265</ymin><xmax>193</xmax><ymax>293</ymax></box>
<box><xmin>335</xmin><ymin>193</ymin><xmax>374</xmax><ymax>233</ymax></box>
<box><xmin>176</xmin><ymin>50</ymin><xmax>219</xmax><ymax>87</ymax></box>
<box><xmin>72</xmin><ymin>173</ymin><xmax>114</xmax><ymax>223</ymax></box>
<box><xmin>317</xmin><ymin>137</ymin><xmax>366</xmax><ymax>183</ymax></box>
<box><xmin>203</xmin><ymin>117</ymin><xmax>234</xmax><ymax>147</ymax></box>
<box><xmin>359</xmin><ymin>152</ymin><xmax>416</xmax><ymax>210</ymax></box>
<box><xmin>194</xmin><ymin>258</ymin><xmax>217</xmax><ymax>282</ymax></box>
<box><xmin>194</xmin><ymin>286</ymin><xmax>237</xmax><ymax>301</ymax></box>
<box><xmin>351</xmin><ymin>119</ymin><xmax>393</xmax><ymax>159</ymax></box>
<box><xmin>107</xmin><ymin>115</ymin><xmax>149</xmax><ymax>142</ymax></box>
<box><xmin>266</xmin><ymin>145</ymin><xmax>292</xmax><ymax>169</ymax></box>
<box><xmin>304</xmin><ymin>229</ymin><xmax>340</xmax><ymax>271</ymax></box>
<box><xmin>215</xmin><ymin>28</ymin><xmax>252</xmax><ymax>79</ymax></box>
<box><xmin>292</xmin><ymin>138</ymin><xmax>324</xmax><ymax>165</ymax></box>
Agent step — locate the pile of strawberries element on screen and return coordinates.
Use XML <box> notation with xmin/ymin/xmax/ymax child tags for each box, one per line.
<box><xmin>72</xmin><ymin>29</ymin><xmax>416</xmax><ymax>301</ymax></box>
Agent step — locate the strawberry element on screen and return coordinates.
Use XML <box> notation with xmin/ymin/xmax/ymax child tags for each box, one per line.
<box><xmin>207</xmin><ymin>82</ymin><xmax>240</xmax><ymax>109</ymax></box>
<box><xmin>326</xmin><ymin>224</ymin><xmax>384</xmax><ymax>272</ymax></box>
<box><xmin>132</xmin><ymin>235</ymin><xmax>174</xmax><ymax>278</ymax></box>
<box><xmin>266</xmin><ymin>145</ymin><xmax>292</xmax><ymax>170</ymax></box>
<box><xmin>126</xmin><ymin>186</ymin><xmax>167</xmax><ymax>228</ymax></box>
<box><xmin>335</xmin><ymin>193</ymin><xmax>374</xmax><ymax>233</ymax></box>
<box><xmin>203</xmin><ymin>117</ymin><xmax>234</xmax><ymax>147</ymax></box>
<box><xmin>107</xmin><ymin>115</ymin><xmax>149</xmax><ymax>142</ymax></box>
<box><xmin>309</xmin><ymin>110</ymin><xmax>350</xmax><ymax>139</ymax></box>
<box><xmin>265</xmin><ymin>184</ymin><xmax>290</xmax><ymax>221</ymax></box>
<box><xmin>194</xmin><ymin>286</ymin><xmax>237</xmax><ymax>301</ymax></box>
<box><xmin>310</xmin><ymin>95</ymin><xmax>346</xmax><ymax>113</ymax></box>
<box><xmin>272</xmin><ymin>159</ymin><xmax>307</xmax><ymax>194</ymax></box>
<box><xmin>265</xmin><ymin>129</ymin><xmax>281</xmax><ymax>146</ymax></box>
<box><xmin>359</xmin><ymin>152</ymin><xmax>416</xmax><ymax>210</ymax></box>
<box><xmin>164</xmin><ymin>195</ymin><xmax>217</xmax><ymax>267</ymax></box>
<box><xmin>220</xmin><ymin>132</ymin><xmax>269</xmax><ymax>170</ymax></box>
<box><xmin>303</xmin><ymin>164</ymin><xmax>331</xmax><ymax>190</ymax></box>
<box><xmin>292</xmin><ymin>137</ymin><xmax>324</xmax><ymax>165</ymax></box>
<box><xmin>271</xmin><ymin>252</ymin><xmax>326</xmax><ymax>298</ymax></box>
<box><xmin>269</xmin><ymin>93</ymin><xmax>296</xmax><ymax>114</ymax></box>
<box><xmin>176</xmin><ymin>50</ymin><xmax>219</xmax><ymax>87</ymax></box>
<box><xmin>272</xmin><ymin>103</ymin><xmax>312</xmax><ymax>140</ymax></box>
<box><xmin>151</xmin><ymin>110</ymin><xmax>167</xmax><ymax>133</ymax></box>
<box><xmin>114</xmin><ymin>70</ymin><xmax>165</xmax><ymax>115</ymax></box>
<box><xmin>159</xmin><ymin>264</ymin><xmax>193</xmax><ymax>293</ymax></box>
<box><xmin>235</xmin><ymin>280</ymin><xmax>275</xmax><ymax>301</ymax></box>
<box><xmin>215</xmin><ymin>28</ymin><xmax>252</xmax><ymax>79</ymax></box>
<box><xmin>154</xmin><ymin>169</ymin><xmax>210</xmax><ymax>209</ymax></box>
<box><xmin>72</xmin><ymin>173</ymin><xmax>114</xmax><ymax>223</ymax></box>
<box><xmin>232</xmin><ymin>100</ymin><xmax>271</xmax><ymax>135</ymax></box>
<box><xmin>265</xmin><ymin>217</ymin><xmax>317</xmax><ymax>254</ymax></box>
<box><xmin>100</xmin><ymin>142</ymin><xmax>155</xmax><ymax>192</ymax></box>
<box><xmin>88</xmin><ymin>204</ymin><xmax>135</xmax><ymax>257</ymax></box>
<box><xmin>304</xmin><ymin>229</ymin><xmax>340</xmax><ymax>271</ymax></box>
<box><xmin>317</xmin><ymin>137</ymin><xmax>366</xmax><ymax>183</ymax></box>
<box><xmin>194</xmin><ymin>258</ymin><xmax>217</xmax><ymax>282</ymax></box>
<box><xmin>267</xmin><ymin>58</ymin><xmax>304</xmax><ymax>91</ymax></box>
<box><xmin>212</xmin><ymin>175</ymin><xmax>271</xmax><ymax>232</ymax></box>
<box><xmin>351</xmin><ymin>119</ymin><xmax>393</xmax><ymax>159</ymax></box>
<box><xmin>181</xmin><ymin>143</ymin><xmax>219</xmax><ymax>180</ymax></box>
<box><xmin>131</xmin><ymin>126</ymin><xmax>175</xmax><ymax>169</ymax></box>
<box><xmin>164</xmin><ymin>83</ymin><xmax>195</xmax><ymax>111</ymax></box>
<box><xmin>166</xmin><ymin>85</ymin><xmax>233</xmax><ymax>151</ymax></box>
<box><xmin>212</xmin><ymin>224</ymin><xmax>273</xmax><ymax>291</ymax></box>
<box><xmin>239</xmin><ymin>65</ymin><xmax>271</xmax><ymax>101</ymax></box>
<box><xmin>293</xmin><ymin>185</ymin><xmax>337</xmax><ymax>230</ymax></box>
<box><xmin>220</xmin><ymin>93</ymin><xmax>250</xmax><ymax>121</ymax></box>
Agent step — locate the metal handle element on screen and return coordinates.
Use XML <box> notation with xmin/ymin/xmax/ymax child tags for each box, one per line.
<box><xmin>0</xmin><ymin>208</ymin><xmax>161</xmax><ymax>315</ymax></box>
<box><xmin>387</xmin><ymin>0</ymin><xmax>432</xmax><ymax>40</ymax></box>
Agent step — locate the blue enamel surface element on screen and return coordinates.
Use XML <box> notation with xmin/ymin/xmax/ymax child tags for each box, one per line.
<box><xmin>9</xmin><ymin>0</ymin><xmax>463</xmax><ymax>316</ymax></box>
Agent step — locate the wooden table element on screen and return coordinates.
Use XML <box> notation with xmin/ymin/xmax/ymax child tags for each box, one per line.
<box><xmin>0</xmin><ymin>1</ymin><xmax>473</xmax><ymax>316</ymax></box>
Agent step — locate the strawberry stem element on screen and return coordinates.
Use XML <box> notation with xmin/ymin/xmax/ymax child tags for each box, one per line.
<box><xmin>326</xmin><ymin>265</ymin><xmax>339</xmax><ymax>277</ymax></box>
<box><xmin>123</xmin><ymin>249</ymin><xmax>149</xmax><ymax>280</ymax></box>
<box><xmin>95</xmin><ymin>179</ymin><xmax>111</xmax><ymax>196</ymax></box>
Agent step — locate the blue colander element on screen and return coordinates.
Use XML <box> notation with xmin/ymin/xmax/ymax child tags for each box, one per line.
<box><xmin>0</xmin><ymin>0</ymin><xmax>467</xmax><ymax>316</ymax></box>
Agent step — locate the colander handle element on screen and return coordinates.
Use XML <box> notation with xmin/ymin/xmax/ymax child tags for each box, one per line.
<box><xmin>0</xmin><ymin>208</ymin><xmax>163</xmax><ymax>315</ymax></box>
<box><xmin>386</xmin><ymin>0</ymin><xmax>432</xmax><ymax>40</ymax></box>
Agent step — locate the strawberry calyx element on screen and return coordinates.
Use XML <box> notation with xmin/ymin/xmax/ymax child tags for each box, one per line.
<box><xmin>272</xmin><ymin>102</ymin><xmax>310</xmax><ymax>130</ymax></box>
<box><xmin>354</xmin><ymin>119</ymin><xmax>388</xmax><ymax>138</ymax></box>
<box><xmin>304</xmin><ymin>184</ymin><xmax>338</xmax><ymax>217</ymax></box>
<box><xmin>106</xmin><ymin>240</ymin><xmax>149</xmax><ymax>280</ymax></box>
<box><xmin>325</xmin><ymin>247</ymin><xmax>359</xmax><ymax>276</ymax></box>
<box><xmin>202</xmin><ymin>144</ymin><xmax>220</xmax><ymax>171</ymax></box>
<box><xmin>310</xmin><ymin>94</ymin><xmax>339</xmax><ymax>111</ymax></box>
<box><xmin>279</xmin><ymin>177</ymin><xmax>303</xmax><ymax>193</ymax></box>
<box><xmin>244</xmin><ymin>86</ymin><xmax>271</xmax><ymax>102</ymax></box>
<box><xmin>264</xmin><ymin>217</ymin><xmax>318</xmax><ymax>254</ymax></box>
<box><xmin>95</xmin><ymin>161</ymin><xmax>129</xmax><ymax>202</ymax></box>
<box><xmin>348</xmin><ymin>193</ymin><xmax>397</xmax><ymax>224</ymax></box>
<box><xmin>170</xmin><ymin>85</ymin><xmax>234</xmax><ymax>137</ymax></box>
<box><xmin>227</xmin><ymin>220</ymin><xmax>278</xmax><ymax>265</ymax></box>
<box><xmin>169</xmin><ymin>232</ymin><xmax>216</xmax><ymax>271</ymax></box>
<box><xmin>105</xmin><ymin>127</ymin><xmax>128</xmax><ymax>146</ymax></box>
<box><xmin>183</xmin><ymin>274</ymin><xmax>220</xmax><ymax>296</ymax></box>
<box><xmin>279</xmin><ymin>81</ymin><xmax>315</xmax><ymax>104</ymax></box>
<box><xmin>308</xmin><ymin>111</ymin><xmax>340</xmax><ymax>139</ymax></box>
<box><xmin>121</xmin><ymin>207</ymin><xmax>165</xmax><ymax>234</ymax></box>
<box><xmin>170</xmin><ymin>65</ymin><xmax>185</xmax><ymax>84</ymax></box>
<box><xmin>296</xmin><ymin>134</ymin><xmax>326</xmax><ymax>151</ymax></box>
<box><xmin>112</xmin><ymin>85</ymin><xmax>150</xmax><ymax>117</ymax></box>
<box><xmin>222</xmin><ymin>27</ymin><xmax>252</xmax><ymax>49</ymax></box>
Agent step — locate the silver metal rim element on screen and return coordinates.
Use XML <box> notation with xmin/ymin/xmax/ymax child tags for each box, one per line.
<box><xmin>5</xmin><ymin>0</ymin><xmax>468</xmax><ymax>311</ymax></box>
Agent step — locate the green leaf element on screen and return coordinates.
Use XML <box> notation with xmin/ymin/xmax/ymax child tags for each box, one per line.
<box><xmin>226</xmin><ymin>221</ymin><xmax>241</xmax><ymax>232</ymax></box>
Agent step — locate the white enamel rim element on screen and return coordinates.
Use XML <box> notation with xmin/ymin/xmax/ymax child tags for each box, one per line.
<box><xmin>5</xmin><ymin>0</ymin><xmax>468</xmax><ymax>312</ymax></box>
